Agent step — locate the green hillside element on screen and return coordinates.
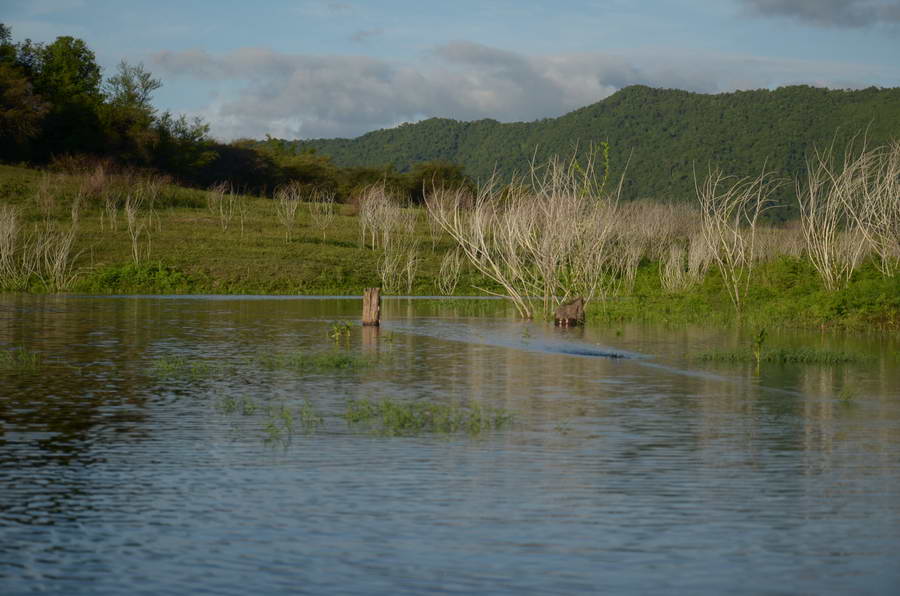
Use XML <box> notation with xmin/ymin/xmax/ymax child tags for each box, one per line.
<box><xmin>286</xmin><ymin>85</ymin><xmax>900</xmax><ymax>217</ymax></box>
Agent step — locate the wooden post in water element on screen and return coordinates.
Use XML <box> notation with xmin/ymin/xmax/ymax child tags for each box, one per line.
<box><xmin>362</xmin><ymin>287</ymin><xmax>381</xmax><ymax>326</ymax></box>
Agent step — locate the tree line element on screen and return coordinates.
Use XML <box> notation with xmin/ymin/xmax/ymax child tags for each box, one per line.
<box><xmin>0</xmin><ymin>24</ymin><xmax>471</xmax><ymax>202</ymax></box>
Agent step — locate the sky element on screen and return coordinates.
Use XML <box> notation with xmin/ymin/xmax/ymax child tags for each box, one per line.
<box><xmin>4</xmin><ymin>0</ymin><xmax>900</xmax><ymax>141</ymax></box>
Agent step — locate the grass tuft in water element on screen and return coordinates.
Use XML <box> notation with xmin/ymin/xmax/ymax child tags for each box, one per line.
<box><xmin>258</xmin><ymin>350</ymin><xmax>370</xmax><ymax>373</ymax></box>
<box><xmin>298</xmin><ymin>399</ymin><xmax>324</xmax><ymax>432</ymax></box>
<box><xmin>696</xmin><ymin>347</ymin><xmax>866</xmax><ymax>365</ymax></box>
<box><xmin>264</xmin><ymin>402</ymin><xmax>302</xmax><ymax>447</ymax></box>
<box><xmin>328</xmin><ymin>321</ymin><xmax>352</xmax><ymax>343</ymax></box>
<box><xmin>216</xmin><ymin>395</ymin><xmax>258</xmax><ymax>415</ymax></box>
<box><xmin>150</xmin><ymin>354</ymin><xmax>215</xmax><ymax>379</ymax></box>
<box><xmin>838</xmin><ymin>386</ymin><xmax>859</xmax><ymax>404</ymax></box>
<box><xmin>344</xmin><ymin>398</ymin><xmax>513</xmax><ymax>437</ymax></box>
<box><xmin>0</xmin><ymin>347</ymin><xmax>41</xmax><ymax>371</ymax></box>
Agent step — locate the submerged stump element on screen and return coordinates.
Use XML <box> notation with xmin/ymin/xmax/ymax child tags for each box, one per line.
<box><xmin>362</xmin><ymin>287</ymin><xmax>381</xmax><ymax>326</ymax></box>
<box><xmin>554</xmin><ymin>297</ymin><xmax>585</xmax><ymax>327</ymax></box>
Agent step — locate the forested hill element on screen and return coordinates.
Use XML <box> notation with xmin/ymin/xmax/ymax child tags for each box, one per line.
<box><xmin>285</xmin><ymin>85</ymin><xmax>900</xmax><ymax>212</ymax></box>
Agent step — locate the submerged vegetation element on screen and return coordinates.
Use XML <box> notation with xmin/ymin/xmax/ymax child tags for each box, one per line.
<box><xmin>344</xmin><ymin>398</ymin><xmax>513</xmax><ymax>436</ymax></box>
<box><xmin>0</xmin><ymin>347</ymin><xmax>41</xmax><ymax>371</ymax></box>
<box><xmin>696</xmin><ymin>347</ymin><xmax>866</xmax><ymax>365</ymax></box>
<box><xmin>257</xmin><ymin>350</ymin><xmax>370</xmax><ymax>373</ymax></box>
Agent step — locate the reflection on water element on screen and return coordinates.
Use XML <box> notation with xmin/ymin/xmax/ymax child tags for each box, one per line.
<box><xmin>1</xmin><ymin>295</ymin><xmax>899</xmax><ymax>595</ymax></box>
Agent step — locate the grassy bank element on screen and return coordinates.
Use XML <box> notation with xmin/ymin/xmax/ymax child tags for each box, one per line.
<box><xmin>591</xmin><ymin>258</ymin><xmax>900</xmax><ymax>330</ymax></box>
<box><xmin>1</xmin><ymin>163</ymin><xmax>897</xmax><ymax>331</ymax></box>
<box><xmin>0</xmin><ymin>163</ymin><xmax>495</xmax><ymax>296</ymax></box>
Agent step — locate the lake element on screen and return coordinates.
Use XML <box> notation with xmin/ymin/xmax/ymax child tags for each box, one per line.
<box><xmin>1</xmin><ymin>295</ymin><xmax>899</xmax><ymax>595</ymax></box>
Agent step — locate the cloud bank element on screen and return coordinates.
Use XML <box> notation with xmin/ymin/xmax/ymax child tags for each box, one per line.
<box><xmin>151</xmin><ymin>42</ymin><xmax>895</xmax><ymax>140</ymax></box>
<box><xmin>739</xmin><ymin>0</ymin><xmax>900</xmax><ymax>28</ymax></box>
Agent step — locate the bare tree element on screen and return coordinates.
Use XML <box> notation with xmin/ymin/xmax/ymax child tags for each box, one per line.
<box><xmin>427</xmin><ymin>152</ymin><xmax>622</xmax><ymax>319</ymax></box>
<box><xmin>696</xmin><ymin>165</ymin><xmax>782</xmax><ymax>312</ymax></box>
<box><xmin>307</xmin><ymin>189</ymin><xmax>337</xmax><ymax>241</ymax></box>
<box><xmin>798</xmin><ymin>140</ymin><xmax>871</xmax><ymax>291</ymax></box>
<box><xmin>274</xmin><ymin>182</ymin><xmax>302</xmax><ymax>242</ymax></box>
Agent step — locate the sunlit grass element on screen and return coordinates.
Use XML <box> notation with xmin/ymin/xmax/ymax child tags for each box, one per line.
<box><xmin>696</xmin><ymin>347</ymin><xmax>866</xmax><ymax>365</ymax></box>
<box><xmin>344</xmin><ymin>398</ymin><xmax>513</xmax><ymax>436</ymax></box>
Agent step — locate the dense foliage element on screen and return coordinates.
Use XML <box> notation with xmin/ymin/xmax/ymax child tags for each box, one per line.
<box><xmin>0</xmin><ymin>25</ymin><xmax>470</xmax><ymax>202</ymax></box>
<box><xmin>288</xmin><ymin>85</ymin><xmax>900</xmax><ymax>219</ymax></box>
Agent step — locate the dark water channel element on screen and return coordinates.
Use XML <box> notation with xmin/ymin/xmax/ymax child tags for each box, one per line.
<box><xmin>1</xmin><ymin>295</ymin><xmax>899</xmax><ymax>595</ymax></box>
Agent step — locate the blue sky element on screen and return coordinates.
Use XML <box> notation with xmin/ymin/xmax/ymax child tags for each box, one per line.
<box><xmin>5</xmin><ymin>0</ymin><xmax>900</xmax><ymax>140</ymax></box>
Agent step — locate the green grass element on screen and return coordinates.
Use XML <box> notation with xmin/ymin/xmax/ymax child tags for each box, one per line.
<box><xmin>75</xmin><ymin>262</ymin><xmax>201</xmax><ymax>294</ymax></box>
<box><xmin>2</xmin><ymin>163</ymin><xmax>898</xmax><ymax>331</ymax></box>
<box><xmin>696</xmin><ymin>347</ymin><xmax>867</xmax><ymax>365</ymax></box>
<box><xmin>344</xmin><ymin>398</ymin><xmax>513</xmax><ymax>436</ymax></box>
<box><xmin>0</xmin><ymin>163</ymin><xmax>497</xmax><ymax>296</ymax></box>
<box><xmin>257</xmin><ymin>350</ymin><xmax>371</xmax><ymax>373</ymax></box>
<box><xmin>0</xmin><ymin>347</ymin><xmax>41</xmax><ymax>371</ymax></box>
<box><xmin>216</xmin><ymin>395</ymin><xmax>259</xmax><ymax>415</ymax></box>
<box><xmin>262</xmin><ymin>400</ymin><xmax>324</xmax><ymax>446</ymax></box>
<box><xmin>590</xmin><ymin>257</ymin><xmax>900</xmax><ymax>331</ymax></box>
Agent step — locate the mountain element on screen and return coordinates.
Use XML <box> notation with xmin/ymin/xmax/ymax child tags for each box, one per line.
<box><xmin>281</xmin><ymin>85</ymin><xmax>900</xmax><ymax>216</ymax></box>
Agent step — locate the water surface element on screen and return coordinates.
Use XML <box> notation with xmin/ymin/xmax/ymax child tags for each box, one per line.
<box><xmin>1</xmin><ymin>295</ymin><xmax>899</xmax><ymax>594</ymax></box>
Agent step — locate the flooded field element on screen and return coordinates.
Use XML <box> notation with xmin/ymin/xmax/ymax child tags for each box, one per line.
<box><xmin>1</xmin><ymin>295</ymin><xmax>899</xmax><ymax>594</ymax></box>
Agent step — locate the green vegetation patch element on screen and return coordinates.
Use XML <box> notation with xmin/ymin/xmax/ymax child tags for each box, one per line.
<box><xmin>257</xmin><ymin>350</ymin><xmax>371</xmax><ymax>373</ymax></box>
<box><xmin>696</xmin><ymin>347</ymin><xmax>867</xmax><ymax>365</ymax></box>
<box><xmin>0</xmin><ymin>347</ymin><xmax>41</xmax><ymax>371</ymax></box>
<box><xmin>76</xmin><ymin>262</ymin><xmax>200</xmax><ymax>294</ymax></box>
<box><xmin>344</xmin><ymin>398</ymin><xmax>513</xmax><ymax>436</ymax></box>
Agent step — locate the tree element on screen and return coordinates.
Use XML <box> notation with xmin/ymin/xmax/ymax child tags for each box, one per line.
<box><xmin>22</xmin><ymin>36</ymin><xmax>105</xmax><ymax>157</ymax></box>
<box><xmin>0</xmin><ymin>23</ymin><xmax>15</xmax><ymax>64</ymax></box>
<box><xmin>404</xmin><ymin>160</ymin><xmax>472</xmax><ymax>204</ymax></box>
<box><xmin>154</xmin><ymin>111</ymin><xmax>218</xmax><ymax>182</ymax></box>
<box><xmin>101</xmin><ymin>61</ymin><xmax>163</xmax><ymax>163</ymax></box>
<box><xmin>104</xmin><ymin>60</ymin><xmax>161</xmax><ymax>111</ymax></box>
<box><xmin>30</xmin><ymin>36</ymin><xmax>101</xmax><ymax>103</ymax></box>
<box><xmin>0</xmin><ymin>62</ymin><xmax>49</xmax><ymax>158</ymax></box>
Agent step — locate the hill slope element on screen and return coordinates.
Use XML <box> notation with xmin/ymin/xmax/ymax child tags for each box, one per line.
<box><xmin>285</xmin><ymin>85</ymin><xmax>900</xmax><ymax>216</ymax></box>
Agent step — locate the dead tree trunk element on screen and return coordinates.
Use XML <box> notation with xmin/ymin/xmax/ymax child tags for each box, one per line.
<box><xmin>362</xmin><ymin>287</ymin><xmax>381</xmax><ymax>326</ymax></box>
<box><xmin>554</xmin><ymin>297</ymin><xmax>585</xmax><ymax>327</ymax></box>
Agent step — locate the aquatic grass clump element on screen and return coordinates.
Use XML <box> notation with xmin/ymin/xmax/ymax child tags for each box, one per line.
<box><xmin>150</xmin><ymin>354</ymin><xmax>215</xmax><ymax>379</ymax></box>
<box><xmin>257</xmin><ymin>350</ymin><xmax>370</xmax><ymax>373</ymax></box>
<box><xmin>216</xmin><ymin>395</ymin><xmax>258</xmax><ymax>415</ymax></box>
<box><xmin>263</xmin><ymin>400</ymin><xmax>323</xmax><ymax>446</ymax></box>
<box><xmin>214</xmin><ymin>395</ymin><xmax>324</xmax><ymax>447</ymax></box>
<box><xmin>344</xmin><ymin>398</ymin><xmax>513</xmax><ymax>437</ymax></box>
<box><xmin>298</xmin><ymin>398</ymin><xmax>324</xmax><ymax>432</ymax></box>
<box><xmin>0</xmin><ymin>347</ymin><xmax>41</xmax><ymax>371</ymax></box>
<box><xmin>696</xmin><ymin>347</ymin><xmax>866</xmax><ymax>365</ymax></box>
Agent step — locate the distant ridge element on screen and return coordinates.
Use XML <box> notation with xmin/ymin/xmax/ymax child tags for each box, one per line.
<box><xmin>280</xmin><ymin>85</ymin><xmax>900</xmax><ymax>214</ymax></box>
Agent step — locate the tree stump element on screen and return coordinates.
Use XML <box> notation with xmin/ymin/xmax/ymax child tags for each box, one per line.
<box><xmin>554</xmin><ymin>297</ymin><xmax>585</xmax><ymax>327</ymax></box>
<box><xmin>362</xmin><ymin>287</ymin><xmax>381</xmax><ymax>326</ymax></box>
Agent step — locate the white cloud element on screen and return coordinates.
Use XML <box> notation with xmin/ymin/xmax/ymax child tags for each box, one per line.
<box><xmin>150</xmin><ymin>42</ymin><xmax>899</xmax><ymax>141</ymax></box>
